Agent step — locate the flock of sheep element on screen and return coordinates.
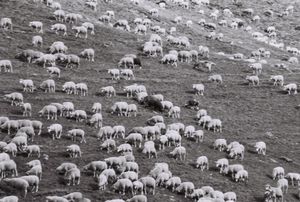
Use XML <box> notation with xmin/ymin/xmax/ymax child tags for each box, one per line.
<box><xmin>0</xmin><ymin>0</ymin><xmax>299</xmax><ymax>201</ymax></box>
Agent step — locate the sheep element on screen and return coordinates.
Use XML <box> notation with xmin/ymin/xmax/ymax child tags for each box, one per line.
<box><xmin>213</xmin><ymin>139</ymin><xmax>227</xmax><ymax>151</ymax></box>
<box><xmin>277</xmin><ymin>178</ymin><xmax>289</xmax><ymax>193</ymax></box>
<box><xmin>39</xmin><ymin>105</ymin><xmax>57</xmax><ymax>120</ymax></box>
<box><xmin>246</xmin><ymin>75</ymin><xmax>259</xmax><ymax>86</ymax></box>
<box><xmin>63</xmin><ymin>192</ymin><xmax>83</xmax><ymax>202</ymax></box>
<box><xmin>4</xmin><ymin>92</ymin><xmax>23</xmax><ymax>106</ymax></box>
<box><xmin>75</xmin><ymin>83</ymin><xmax>88</xmax><ymax>96</ymax></box>
<box><xmin>40</xmin><ymin>79</ymin><xmax>55</xmax><ymax>92</ymax></box>
<box><xmin>0</xmin><ymin>60</ymin><xmax>13</xmax><ymax>73</ymax></box>
<box><xmin>20</xmin><ymin>175</ymin><xmax>39</xmax><ymax>193</ymax></box>
<box><xmin>46</xmin><ymin>66</ymin><xmax>61</xmax><ymax>78</ymax></box>
<box><xmin>121</xmin><ymin>69</ymin><xmax>135</xmax><ymax>80</ymax></box>
<box><xmin>283</xmin><ymin>83</ymin><xmax>297</xmax><ymax>95</ymax></box>
<box><xmin>29</xmin><ymin>21</ymin><xmax>43</xmax><ymax>33</ymax></box>
<box><xmin>235</xmin><ymin>169</ymin><xmax>248</xmax><ymax>182</ymax></box>
<box><xmin>105</xmin><ymin>10</ymin><xmax>115</xmax><ymax>18</ymax></box>
<box><xmin>49</xmin><ymin>41</ymin><xmax>67</xmax><ymax>54</ymax></box>
<box><xmin>89</xmin><ymin>113</ymin><xmax>103</xmax><ymax>128</ymax></box>
<box><xmin>125</xmin><ymin>162</ymin><xmax>139</xmax><ymax>173</ymax></box>
<box><xmin>25</xmin><ymin>160</ymin><xmax>41</xmax><ymax>168</ymax></box>
<box><xmin>114</xmin><ymin>19</ymin><xmax>130</xmax><ymax>31</ymax></box>
<box><xmin>285</xmin><ymin>173</ymin><xmax>300</xmax><ymax>186</ymax></box>
<box><xmin>65</xmin><ymin>13</ymin><xmax>82</xmax><ymax>24</ymax></box>
<box><xmin>223</xmin><ymin>164</ymin><xmax>244</xmax><ymax>179</ymax></box>
<box><xmin>83</xmin><ymin>161</ymin><xmax>107</xmax><ymax>177</ymax></box>
<box><xmin>80</xmin><ymin>48</ymin><xmax>94</xmax><ymax>62</ymax></box>
<box><xmin>2</xmin><ymin>178</ymin><xmax>29</xmax><ymax>198</ymax></box>
<box><xmin>0</xmin><ymin>196</ymin><xmax>18</xmax><ymax>202</ymax></box>
<box><xmin>62</xmin><ymin>102</ymin><xmax>75</xmax><ymax>117</ymax></box>
<box><xmin>53</xmin><ymin>10</ymin><xmax>65</xmax><ymax>22</ymax></box>
<box><xmin>72</xmin><ymin>26</ymin><xmax>88</xmax><ymax>38</ymax></box>
<box><xmin>255</xmin><ymin>141</ymin><xmax>266</xmax><ymax>155</ymax></box>
<box><xmin>47</xmin><ymin>123</ymin><xmax>62</xmax><ymax>139</ymax></box>
<box><xmin>184</xmin><ymin>125</ymin><xmax>195</xmax><ymax>138</ymax></box>
<box><xmin>19</xmin><ymin>79</ymin><xmax>35</xmax><ymax>92</ymax></box>
<box><xmin>24</xmin><ymin>145</ymin><xmax>40</xmax><ymax>158</ymax></box>
<box><xmin>176</xmin><ymin>182</ymin><xmax>195</xmax><ymax>198</ymax></box>
<box><xmin>135</xmin><ymin>24</ymin><xmax>147</xmax><ymax>35</ymax></box>
<box><xmin>0</xmin><ymin>120</ymin><xmax>19</xmax><ymax>135</ymax></box>
<box><xmin>113</xmin><ymin>125</ymin><xmax>126</xmax><ymax>139</ymax></box>
<box><xmin>117</xmin><ymin>143</ymin><xmax>132</xmax><ymax>154</ymax></box>
<box><xmin>126</xmin><ymin>195</ymin><xmax>147</xmax><ymax>202</ymax></box>
<box><xmin>97</xmin><ymin>126</ymin><xmax>114</xmax><ymax>140</ymax></box>
<box><xmin>228</xmin><ymin>144</ymin><xmax>244</xmax><ymax>160</ymax></box>
<box><xmin>196</xmin><ymin>156</ymin><xmax>209</xmax><ymax>171</ymax></box>
<box><xmin>0</xmin><ymin>142</ymin><xmax>8</xmax><ymax>152</ymax></box>
<box><xmin>85</xmin><ymin>1</ymin><xmax>97</xmax><ymax>11</ymax></box>
<box><xmin>0</xmin><ymin>159</ymin><xmax>18</xmax><ymax>178</ymax></box>
<box><xmin>66</xmin><ymin>144</ymin><xmax>81</xmax><ymax>158</ymax></box>
<box><xmin>62</xmin><ymin>81</ymin><xmax>76</xmax><ymax>94</ymax></box>
<box><xmin>108</xmin><ymin>69</ymin><xmax>120</xmax><ymax>80</ymax></box>
<box><xmin>20</xmin><ymin>103</ymin><xmax>32</xmax><ymax>117</ymax></box>
<box><xmin>33</xmin><ymin>54</ymin><xmax>56</xmax><ymax>68</ymax></box>
<box><xmin>215</xmin><ymin>158</ymin><xmax>229</xmax><ymax>174</ymax></box>
<box><xmin>64</xmin><ymin>167</ymin><xmax>81</xmax><ymax>185</ymax></box>
<box><xmin>98</xmin><ymin>174</ymin><xmax>108</xmax><ymax>190</ymax></box>
<box><xmin>168</xmin><ymin>106</ymin><xmax>181</xmax><ymax>118</ymax></box>
<box><xmin>56</xmin><ymin>162</ymin><xmax>77</xmax><ymax>174</ymax></box>
<box><xmin>119</xmin><ymin>171</ymin><xmax>138</xmax><ymax>182</ymax></box>
<box><xmin>0</xmin><ymin>18</ymin><xmax>12</xmax><ymax>30</ymax></box>
<box><xmin>113</xmin><ymin>178</ymin><xmax>134</xmax><ymax>195</ymax></box>
<box><xmin>165</xmin><ymin>176</ymin><xmax>181</xmax><ymax>192</ymax></box>
<box><xmin>270</xmin><ymin>75</ymin><xmax>284</xmax><ymax>86</ymax></box>
<box><xmin>101</xmin><ymin>169</ymin><xmax>117</xmax><ymax>182</ymax></box>
<box><xmin>170</xmin><ymin>146</ymin><xmax>186</xmax><ymax>161</ymax></box>
<box><xmin>119</xmin><ymin>56</ymin><xmax>134</xmax><ymax>68</ymax></box>
<box><xmin>46</xmin><ymin>196</ymin><xmax>69</xmax><ymax>202</ymax></box>
<box><xmin>161</xmin><ymin>54</ymin><xmax>178</xmax><ymax>67</ymax></box>
<box><xmin>125</xmin><ymin>133</ymin><xmax>143</xmax><ymax>148</ymax></box>
<box><xmin>111</xmin><ymin>102</ymin><xmax>129</xmax><ymax>116</ymax></box>
<box><xmin>127</xmin><ymin>104</ymin><xmax>138</xmax><ymax>117</ymax></box>
<box><xmin>166</xmin><ymin>129</ymin><xmax>182</xmax><ymax>146</ymax></box>
<box><xmin>99</xmin><ymin>15</ymin><xmax>111</xmax><ymax>23</ymax></box>
<box><xmin>264</xmin><ymin>184</ymin><xmax>283</xmax><ymax>202</ymax></box>
<box><xmin>178</xmin><ymin>51</ymin><xmax>191</xmax><ymax>63</ymax></box>
<box><xmin>208</xmin><ymin>75</ymin><xmax>222</xmax><ymax>84</ymax></box>
<box><xmin>31</xmin><ymin>35</ymin><xmax>43</xmax><ymax>48</ymax></box>
<box><xmin>249</xmin><ymin>63</ymin><xmax>262</xmax><ymax>75</ymax></box>
<box><xmin>207</xmin><ymin>119</ymin><xmax>222</xmax><ymax>133</ymax></box>
<box><xmin>139</xmin><ymin>176</ymin><xmax>156</xmax><ymax>195</ymax></box>
<box><xmin>142</xmin><ymin>141</ymin><xmax>157</xmax><ymax>159</ymax></box>
<box><xmin>67</xmin><ymin>129</ymin><xmax>86</xmax><ymax>143</ymax></box>
<box><xmin>193</xmin><ymin>84</ymin><xmax>205</xmax><ymax>95</ymax></box>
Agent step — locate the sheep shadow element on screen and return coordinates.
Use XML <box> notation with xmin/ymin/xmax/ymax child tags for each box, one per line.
<box><xmin>247</xmin><ymin>149</ymin><xmax>257</xmax><ymax>155</ymax></box>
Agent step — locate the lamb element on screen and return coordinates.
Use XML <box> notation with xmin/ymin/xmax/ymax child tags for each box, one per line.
<box><xmin>83</xmin><ymin>161</ymin><xmax>107</xmax><ymax>177</ymax></box>
<box><xmin>119</xmin><ymin>171</ymin><xmax>138</xmax><ymax>182</ymax></box>
<box><xmin>20</xmin><ymin>175</ymin><xmax>39</xmax><ymax>193</ymax></box>
<box><xmin>72</xmin><ymin>26</ymin><xmax>88</xmax><ymax>38</ymax></box>
<box><xmin>178</xmin><ymin>51</ymin><xmax>191</xmax><ymax>63</ymax></box>
<box><xmin>67</xmin><ymin>129</ymin><xmax>86</xmax><ymax>143</ymax></box>
<box><xmin>277</xmin><ymin>178</ymin><xmax>288</xmax><ymax>193</ymax></box>
<box><xmin>196</xmin><ymin>156</ymin><xmax>209</xmax><ymax>171</ymax></box>
<box><xmin>246</xmin><ymin>75</ymin><xmax>259</xmax><ymax>86</ymax></box>
<box><xmin>168</xmin><ymin>106</ymin><xmax>181</xmax><ymax>118</ymax></box>
<box><xmin>139</xmin><ymin>176</ymin><xmax>156</xmax><ymax>195</ymax></box>
<box><xmin>0</xmin><ymin>120</ymin><xmax>19</xmax><ymax>135</ymax></box>
<box><xmin>53</xmin><ymin>10</ymin><xmax>65</xmax><ymax>22</ymax></box>
<box><xmin>126</xmin><ymin>195</ymin><xmax>147</xmax><ymax>202</ymax></box>
<box><xmin>64</xmin><ymin>167</ymin><xmax>81</xmax><ymax>185</ymax></box>
<box><xmin>75</xmin><ymin>83</ymin><xmax>88</xmax><ymax>96</ymax></box>
<box><xmin>235</xmin><ymin>170</ymin><xmax>248</xmax><ymax>182</ymax></box>
<box><xmin>125</xmin><ymin>133</ymin><xmax>143</xmax><ymax>148</ymax></box>
<box><xmin>19</xmin><ymin>79</ymin><xmax>35</xmax><ymax>92</ymax></box>
<box><xmin>89</xmin><ymin>113</ymin><xmax>103</xmax><ymax>128</ymax></box>
<box><xmin>98</xmin><ymin>174</ymin><xmax>108</xmax><ymax>190</ymax></box>
<box><xmin>207</xmin><ymin>119</ymin><xmax>222</xmax><ymax>133</ymax></box>
<box><xmin>113</xmin><ymin>178</ymin><xmax>134</xmax><ymax>195</ymax></box>
<box><xmin>208</xmin><ymin>75</ymin><xmax>222</xmax><ymax>84</ymax></box>
<box><xmin>4</xmin><ymin>92</ymin><xmax>23</xmax><ymax>106</ymax></box>
<box><xmin>283</xmin><ymin>83</ymin><xmax>297</xmax><ymax>95</ymax></box>
<box><xmin>47</xmin><ymin>123</ymin><xmax>62</xmax><ymax>139</ymax></box>
<box><xmin>0</xmin><ymin>18</ymin><xmax>13</xmax><ymax>30</ymax></box>
<box><xmin>285</xmin><ymin>173</ymin><xmax>300</xmax><ymax>186</ymax></box>
<box><xmin>56</xmin><ymin>162</ymin><xmax>77</xmax><ymax>174</ymax></box>
<box><xmin>111</xmin><ymin>102</ymin><xmax>129</xmax><ymax>116</ymax></box>
<box><xmin>29</xmin><ymin>21</ymin><xmax>43</xmax><ymax>33</ymax></box>
<box><xmin>47</xmin><ymin>66</ymin><xmax>60</xmax><ymax>78</ymax></box>
<box><xmin>113</xmin><ymin>125</ymin><xmax>126</xmax><ymax>139</ymax></box>
<box><xmin>46</xmin><ymin>196</ymin><xmax>69</xmax><ymax>202</ymax></box>
<box><xmin>80</xmin><ymin>48</ymin><xmax>95</xmax><ymax>62</ymax></box>
<box><xmin>270</xmin><ymin>75</ymin><xmax>284</xmax><ymax>86</ymax></box>
<box><xmin>215</xmin><ymin>158</ymin><xmax>229</xmax><ymax>174</ymax></box>
<box><xmin>24</xmin><ymin>145</ymin><xmax>40</xmax><ymax>158</ymax></box>
<box><xmin>66</xmin><ymin>144</ymin><xmax>81</xmax><ymax>158</ymax></box>
<box><xmin>40</xmin><ymin>79</ymin><xmax>55</xmax><ymax>92</ymax></box>
<box><xmin>170</xmin><ymin>146</ymin><xmax>186</xmax><ymax>161</ymax></box>
<box><xmin>70</xmin><ymin>110</ymin><xmax>87</xmax><ymax>122</ymax></box>
<box><xmin>121</xmin><ymin>69</ymin><xmax>135</xmax><ymax>80</ymax></box>
<box><xmin>20</xmin><ymin>103</ymin><xmax>32</xmax><ymax>117</ymax></box>
<box><xmin>213</xmin><ymin>139</ymin><xmax>227</xmax><ymax>151</ymax></box>
<box><xmin>63</xmin><ymin>192</ymin><xmax>83</xmax><ymax>202</ymax></box>
<box><xmin>11</xmin><ymin>135</ymin><xmax>27</xmax><ymax>151</ymax></box>
<box><xmin>255</xmin><ymin>141</ymin><xmax>266</xmax><ymax>155</ymax></box>
<box><xmin>193</xmin><ymin>84</ymin><xmax>205</xmax><ymax>95</ymax></box>
<box><xmin>39</xmin><ymin>105</ymin><xmax>57</xmax><ymax>120</ymax></box>
<box><xmin>176</xmin><ymin>182</ymin><xmax>195</xmax><ymax>198</ymax></box>
<box><xmin>32</xmin><ymin>35</ymin><xmax>43</xmax><ymax>47</ymax></box>
<box><xmin>0</xmin><ymin>159</ymin><xmax>18</xmax><ymax>178</ymax></box>
<box><xmin>97</xmin><ymin>126</ymin><xmax>114</xmax><ymax>140</ymax></box>
<box><xmin>33</xmin><ymin>54</ymin><xmax>56</xmax><ymax>68</ymax></box>
<box><xmin>2</xmin><ymin>178</ymin><xmax>29</xmax><ymax>198</ymax></box>
<box><xmin>0</xmin><ymin>196</ymin><xmax>18</xmax><ymax>202</ymax></box>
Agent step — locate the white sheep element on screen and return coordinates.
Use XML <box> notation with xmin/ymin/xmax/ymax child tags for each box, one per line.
<box><xmin>285</xmin><ymin>173</ymin><xmax>300</xmax><ymax>186</ymax></box>
<box><xmin>56</xmin><ymin>162</ymin><xmax>77</xmax><ymax>175</ymax></box>
<box><xmin>176</xmin><ymin>182</ymin><xmax>195</xmax><ymax>198</ymax></box>
<box><xmin>64</xmin><ymin>167</ymin><xmax>81</xmax><ymax>185</ymax></box>
<box><xmin>127</xmin><ymin>104</ymin><xmax>138</xmax><ymax>117</ymax></box>
<box><xmin>39</xmin><ymin>105</ymin><xmax>57</xmax><ymax>120</ymax></box>
<box><xmin>67</xmin><ymin>129</ymin><xmax>86</xmax><ymax>143</ymax></box>
<box><xmin>65</xmin><ymin>13</ymin><xmax>82</xmax><ymax>24</ymax></box>
<box><xmin>170</xmin><ymin>146</ymin><xmax>186</xmax><ymax>161</ymax></box>
<box><xmin>62</xmin><ymin>81</ymin><xmax>76</xmax><ymax>94</ymax></box>
<box><xmin>97</xmin><ymin>126</ymin><xmax>114</xmax><ymax>140</ymax></box>
<box><xmin>33</xmin><ymin>54</ymin><xmax>56</xmax><ymax>68</ymax></box>
<box><xmin>20</xmin><ymin>175</ymin><xmax>39</xmax><ymax>193</ymax></box>
<box><xmin>75</xmin><ymin>83</ymin><xmax>88</xmax><ymax>96</ymax></box>
<box><xmin>193</xmin><ymin>84</ymin><xmax>204</xmax><ymax>95</ymax></box>
<box><xmin>228</xmin><ymin>144</ymin><xmax>244</xmax><ymax>160</ymax></box>
<box><xmin>277</xmin><ymin>178</ymin><xmax>288</xmax><ymax>193</ymax></box>
<box><xmin>4</xmin><ymin>92</ymin><xmax>23</xmax><ymax>106</ymax></box>
<box><xmin>207</xmin><ymin>119</ymin><xmax>222</xmax><ymax>132</ymax></box>
<box><xmin>85</xmin><ymin>1</ymin><xmax>97</xmax><ymax>11</ymax></box>
<box><xmin>125</xmin><ymin>133</ymin><xmax>143</xmax><ymax>148</ymax></box>
<box><xmin>213</xmin><ymin>139</ymin><xmax>227</xmax><ymax>151</ymax></box>
<box><xmin>113</xmin><ymin>178</ymin><xmax>134</xmax><ymax>195</ymax></box>
<box><xmin>89</xmin><ymin>113</ymin><xmax>103</xmax><ymax>128</ymax></box>
<box><xmin>40</xmin><ymin>79</ymin><xmax>55</xmax><ymax>92</ymax></box>
<box><xmin>235</xmin><ymin>169</ymin><xmax>248</xmax><ymax>182</ymax></box>
<box><xmin>63</xmin><ymin>192</ymin><xmax>83</xmax><ymax>202</ymax></box>
<box><xmin>265</xmin><ymin>184</ymin><xmax>283</xmax><ymax>202</ymax></box>
<box><xmin>117</xmin><ymin>143</ymin><xmax>132</xmax><ymax>154</ymax></box>
<box><xmin>246</xmin><ymin>75</ymin><xmax>259</xmax><ymax>86</ymax></box>
<box><xmin>121</xmin><ymin>69</ymin><xmax>135</xmax><ymax>80</ymax></box>
<box><xmin>20</xmin><ymin>103</ymin><xmax>32</xmax><ymax>117</ymax></box>
<box><xmin>142</xmin><ymin>141</ymin><xmax>157</xmax><ymax>159</ymax></box>
<box><xmin>223</xmin><ymin>164</ymin><xmax>244</xmax><ymax>179</ymax></box>
<box><xmin>92</xmin><ymin>102</ymin><xmax>102</xmax><ymax>113</ymax></box>
<box><xmin>29</xmin><ymin>21</ymin><xmax>43</xmax><ymax>33</ymax></box>
<box><xmin>111</xmin><ymin>102</ymin><xmax>129</xmax><ymax>116</ymax></box>
<box><xmin>196</xmin><ymin>156</ymin><xmax>209</xmax><ymax>171</ymax></box>
<box><xmin>24</xmin><ymin>145</ymin><xmax>40</xmax><ymax>158</ymax></box>
<box><xmin>98</xmin><ymin>174</ymin><xmax>108</xmax><ymax>190</ymax></box>
<box><xmin>125</xmin><ymin>162</ymin><xmax>139</xmax><ymax>173</ymax></box>
<box><xmin>168</xmin><ymin>106</ymin><xmax>181</xmax><ymax>118</ymax></box>
<box><xmin>19</xmin><ymin>79</ymin><xmax>35</xmax><ymax>92</ymax></box>
<box><xmin>0</xmin><ymin>196</ymin><xmax>18</xmax><ymax>202</ymax></box>
<box><xmin>0</xmin><ymin>60</ymin><xmax>13</xmax><ymax>72</ymax></box>
<box><xmin>270</xmin><ymin>75</ymin><xmax>284</xmax><ymax>86</ymax></box>
<box><xmin>70</xmin><ymin>110</ymin><xmax>87</xmax><ymax>122</ymax></box>
<box><xmin>53</xmin><ymin>10</ymin><xmax>65</xmax><ymax>21</ymax></box>
<box><xmin>100</xmin><ymin>139</ymin><xmax>116</xmax><ymax>153</ymax></box>
<box><xmin>161</xmin><ymin>54</ymin><xmax>178</xmax><ymax>67</ymax></box>
<box><xmin>249</xmin><ymin>63</ymin><xmax>262</xmax><ymax>75</ymax></box>
<box><xmin>215</xmin><ymin>158</ymin><xmax>229</xmax><ymax>174</ymax></box>
<box><xmin>26</xmin><ymin>160</ymin><xmax>41</xmax><ymax>168</ymax></box>
<box><xmin>51</xmin><ymin>23</ymin><xmax>67</xmax><ymax>36</ymax></box>
<box><xmin>32</xmin><ymin>35</ymin><xmax>43</xmax><ymax>47</ymax></box>
<box><xmin>72</xmin><ymin>26</ymin><xmax>88</xmax><ymax>38</ymax></box>
<box><xmin>2</xmin><ymin>178</ymin><xmax>29</xmax><ymax>198</ymax></box>
<box><xmin>80</xmin><ymin>48</ymin><xmax>94</xmax><ymax>62</ymax></box>
<box><xmin>108</xmin><ymin>69</ymin><xmax>120</xmax><ymax>80</ymax></box>
<box><xmin>208</xmin><ymin>74</ymin><xmax>222</xmax><ymax>84</ymax></box>
<box><xmin>62</xmin><ymin>102</ymin><xmax>74</xmax><ymax>117</ymax></box>
<box><xmin>66</xmin><ymin>144</ymin><xmax>81</xmax><ymax>158</ymax></box>
<box><xmin>46</xmin><ymin>196</ymin><xmax>68</xmax><ymax>202</ymax></box>
<box><xmin>139</xmin><ymin>176</ymin><xmax>156</xmax><ymax>195</ymax></box>
<box><xmin>47</xmin><ymin>66</ymin><xmax>61</xmax><ymax>78</ymax></box>
<box><xmin>83</xmin><ymin>161</ymin><xmax>107</xmax><ymax>177</ymax></box>
<box><xmin>135</xmin><ymin>24</ymin><xmax>147</xmax><ymax>35</ymax></box>
<box><xmin>3</xmin><ymin>143</ymin><xmax>17</xmax><ymax>157</ymax></box>
<box><xmin>283</xmin><ymin>83</ymin><xmax>297</xmax><ymax>95</ymax></box>
<box><xmin>0</xmin><ymin>18</ymin><xmax>13</xmax><ymax>30</ymax></box>
<box><xmin>0</xmin><ymin>120</ymin><xmax>19</xmax><ymax>135</ymax></box>
<box><xmin>47</xmin><ymin>123</ymin><xmax>62</xmax><ymax>139</ymax></box>
<box><xmin>255</xmin><ymin>141</ymin><xmax>266</xmax><ymax>155</ymax></box>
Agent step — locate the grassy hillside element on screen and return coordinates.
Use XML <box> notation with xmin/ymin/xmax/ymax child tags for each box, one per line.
<box><xmin>0</xmin><ymin>0</ymin><xmax>299</xmax><ymax>201</ymax></box>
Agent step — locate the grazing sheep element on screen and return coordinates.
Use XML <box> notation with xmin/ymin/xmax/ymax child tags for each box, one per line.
<box><xmin>67</xmin><ymin>129</ymin><xmax>86</xmax><ymax>143</ymax></box>
<box><xmin>235</xmin><ymin>170</ymin><xmax>248</xmax><ymax>182</ymax></box>
<box><xmin>161</xmin><ymin>54</ymin><xmax>178</xmax><ymax>67</ymax></box>
<box><xmin>0</xmin><ymin>60</ymin><xmax>13</xmax><ymax>72</ymax></box>
<box><xmin>32</xmin><ymin>35</ymin><xmax>43</xmax><ymax>47</ymax></box>
<box><xmin>213</xmin><ymin>139</ymin><xmax>227</xmax><ymax>151</ymax></box>
<box><xmin>121</xmin><ymin>69</ymin><xmax>135</xmax><ymax>80</ymax></box>
<box><xmin>255</xmin><ymin>141</ymin><xmax>266</xmax><ymax>155</ymax></box>
<box><xmin>4</xmin><ymin>92</ymin><xmax>23</xmax><ymax>106</ymax></box>
<box><xmin>72</xmin><ymin>26</ymin><xmax>88</xmax><ymax>38</ymax></box>
<box><xmin>40</xmin><ymin>79</ymin><xmax>55</xmax><ymax>92</ymax></box>
<box><xmin>39</xmin><ymin>105</ymin><xmax>57</xmax><ymax>120</ymax></box>
<box><xmin>270</xmin><ymin>75</ymin><xmax>284</xmax><ymax>86</ymax></box>
<box><xmin>223</xmin><ymin>164</ymin><xmax>244</xmax><ymax>179</ymax></box>
<box><xmin>66</xmin><ymin>145</ymin><xmax>81</xmax><ymax>158</ymax></box>
<box><xmin>101</xmin><ymin>169</ymin><xmax>117</xmax><ymax>182</ymax></box>
<box><xmin>46</xmin><ymin>66</ymin><xmax>60</xmax><ymax>78</ymax></box>
<box><xmin>0</xmin><ymin>196</ymin><xmax>18</xmax><ymax>202</ymax></box>
<box><xmin>264</xmin><ymin>184</ymin><xmax>283</xmax><ymax>202</ymax></box>
<box><xmin>193</xmin><ymin>84</ymin><xmax>205</xmax><ymax>95</ymax></box>
<box><xmin>108</xmin><ymin>69</ymin><xmax>120</xmax><ymax>80</ymax></box>
<box><xmin>20</xmin><ymin>103</ymin><xmax>32</xmax><ymax>117</ymax></box>
<box><xmin>62</xmin><ymin>102</ymin><xmax>74</xmax><ymax>117</ymax></box>
<box><xmin>53</xmin><ymin>10</ymin><xmax>65</xmax><ymax>22</ymax></box>
<box><xmin>29</xmin><ymin>21</ymin><xmax>43</xmax><ymax>33</ymax></box>
<box><xmin>228</xmin><ymin>144</ymin><xmax>244</xmax><ymax>160</ymax></box>
<box><xmin>111</xmin><ymin>102</ymin><xmax>129</xmax><ymax>116</ymax></box>
<box><xmin>56</xmin><ymin>162</ymin><xmax>77</xmax><ymax>175</ymax></box>
<box><xmin>170</xmin><ymin>146</ymin><xmax>186</xmax><ymax>161</ymax></box>
<box><xmin>98</xmin><ymin>174</ymin><xmax>108</xmax><ymax>190</ymax></box>
<box><xmin>80</xmin><ymin>48</ymin><xmax>95</xmax><ymax>62</ymax></box>
<box><xmin>196</xmin><ymin>156</ymin><xmax>209</xmax><ymax>171</ymax></box>
<box><xmin>0</xmin><ymin>120</ymin><xmax>19</xmax><ymax>135</ymax></box>
<box><xmin>215</xmin><ymin>158</ymin><xmax>229</xmax><ymax>174</ymax></box>
<box><xmin>127</xmin><ymin>104</ymin><xmax>138</xmax><ymax>117</ymax></box>
<box><xmin>47</xmin><ymin>123</ymin><xmax>62</xmax><ymax>139</ymax></box>
<box><xmin>46</xmin><ymin>196</ymin><xmax>68</xmax><ymax>202</ymax></box>
<box><xmin>126</xmin><ymin>195</ymin><xmax>147</xmax><ymax>202</ymax></box>
<box><xmin>63</xmin><ymin>192</ymin><xmax>83</xmax><ymax>202</ymax></box>
<box><xmin>277</xmin><ymin>178</ymin><xmax>288</xmax><ymax>193</ymax></box>
<box><xmin>125</xmin><ymin>133</ymin><xmax>143</xmax><ymax>148</ymax></box>
<box><xmin>19</xmin><ymin>79</ymin><xmax>35</xmax><ymax>92</ymax></box>
<box><xmin>83</xmin><ymin>161</ymin><xmax>107</xmax><ymax>177</ymax></box>
<box><xmin>85</xmin><ymin>1</ymin><xmax>97</xmax><ymax>11</ymax></box>
<box><xmin>0</xmin><ymin>18</ymin><xmax>13</xmax><ymax>30</ymax></box>
<box><xmin>24</xmin><ymin>145</ymin><xmax>40</xmax><ymax>158</ymax></box>
<box><xmin>33</xmin><ymin>54</ymin><xmax>56</xmax><ymax>68</ymax></box>
<box><xmin>25</xmin><ymin>160</ymin><xmax>41</xmax><ymax>168</ymax></box>
<box><xmin>285</xmin><ymin>173</ymin><xmax>300</xmax><ymax>186</ymax></box>
<box><xmin>208</xmin><ymin>75</ymin><xmax>222</xmax><ymax>84</ymax></box>
<box><xmin>65</xmin><ymin>13</ymin><xmax>82</xmax><ymax>24</ymax></box>
<box><xmin>246</xmin><ymin>75</ymin><xmax>259</xmax><ymax>86</ymax></box>
<box><xmin>283</xmin><ymin>83</ymin><xmax>297</xmax><ymax>95</ymax></box>
<box><xmin>50</xmin><ymin>23</ymin><xmax>67</xmax><ymax>35</ymax></box>
<box><xmin>75</xmin><ymin>83</ymin><xmax>88</xmax><ymax>96</ymax></box>
<box><xmin>64</xmin><ymin>167</ymin><xmax>81</xmax><ymax>185</ymax></box>
<box><xmin>0</xmin><ymin>160</ymin><xmax>18</xmax><ymax>178</ymax></box>
<box><xmin>20</xmin><ymin>175</ymin><xmax>39</xmax><ymax>193</ymax></box>
<box><xmin>125</xmin><ymin>162</ymin><xmax>139</xmax><ymax>173</ymax></box>
<box><xmin>249</xmin><ymin>63</ymin><xmax>262</xmax><ymax>75</ymax></box>
<box><xmin>117</xmin><ymin>143</ymin><xmax>132</xmax><ymax>154</ymax></box>
<box><xmin>113</xmin><ymin>178</ymin><xmax>134</xmax><ymax>195</ymax></box>
<box><xmin>89</xmin><ymin>113</ymin><xmax>103</xmax><ymax>128</ymax></box>
<box><xmin>176</xmin><ymin>182</ymin><xmax>195</xmax><ymax>198</ymax></box>
<box><xmin>69</xmin><ymin>110</ymin><xmax>87</xmax><ymax>122</ymax></box>
<box><xmin>207</xmin><ymin>119</ymin><xmax>222</xmax><ymax>133</ymax></box>
<box><xmin>97</xmin><ymin>126</ymin><xmax>114</xmax><ymax>140</ymax></box>
<box><xmin>92</xmin><ymin>102</ymin><xmax>102</xmax><ymax>113</ymax></box>
<box><xmin>2</xmin><ymin>178</ymin><xmax>29</xmax><ymax>198</ymax></box>
<box><xmin>142</xmin><ymin>141</ymin><xmax>157</xmax><ymax>159</ymax></box>
<box><xmin>139</xmin><ymin>176</ymin><xmax>156</xmax><ymax>195</ymax></box>
<box><xmin>168</xmin><ymin>106</ymin><xmax>181</xmax><ymax>118</ymax></box>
